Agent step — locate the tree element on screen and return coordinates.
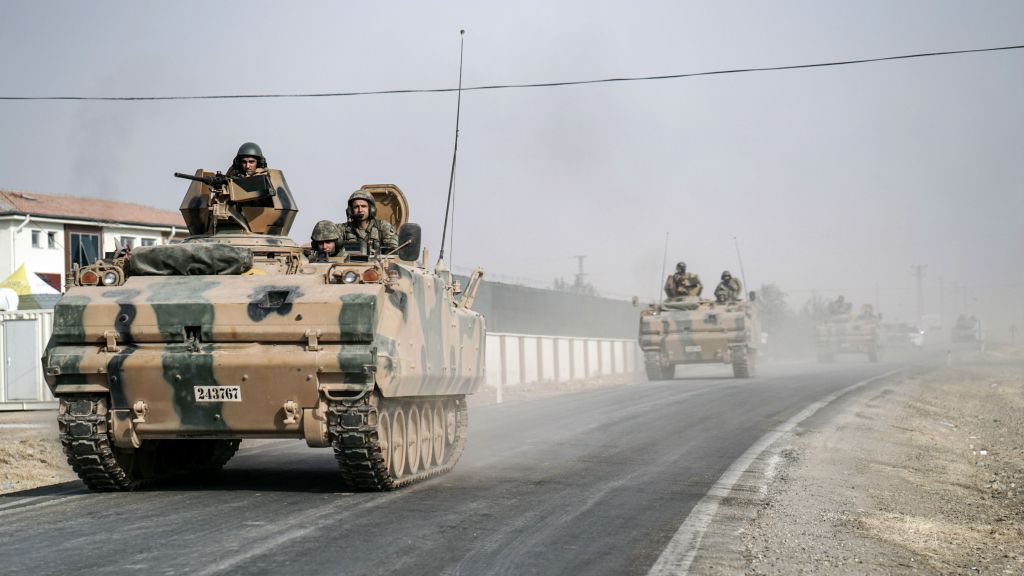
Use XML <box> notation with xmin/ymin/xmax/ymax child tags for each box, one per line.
<box><xmin>756</xmin><ymin>283</ymin><xmax>792</xmax><ymax>334</ymax></box>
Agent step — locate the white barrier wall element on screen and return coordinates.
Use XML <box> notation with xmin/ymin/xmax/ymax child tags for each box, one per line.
<box><xmin>485</xmin><ymin>332</ymin><xmax>642</xmax><ymax>401</ymax></box>
<box><xmin>0</xmin><ymin>310</ymin><xmax>55</xmax><ymax>410</ymax></box>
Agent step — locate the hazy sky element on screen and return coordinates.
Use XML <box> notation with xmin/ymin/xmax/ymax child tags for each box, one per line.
<box><xmin>2</xmin><ymin>1</ymin><xmax>1022</xmax><ymax>331</ymax></box>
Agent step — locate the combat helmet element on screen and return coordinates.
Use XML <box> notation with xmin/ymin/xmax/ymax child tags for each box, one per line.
<box><xmin>675</xmin><ymin>261</ymin><xmax>686</xmax><ymax>273</ymax></box>
<box><xmin>311</xmin><ymin>220</ymin><xmax>340</xmax><ymax>242</ymax></box>
<box><xmin>346</xmin><ymin>189</ymin><xmax>377</xmax><ymax>220</ymax></box>
<box><xmin>232</xmin><ymin>142</ymin><xmax>267</xmax><ymax>170</ymax></box>
<box><xmin>721</xmin><ymin>270</ymin><xmax>732</xmax><ymax>280</ymax></box>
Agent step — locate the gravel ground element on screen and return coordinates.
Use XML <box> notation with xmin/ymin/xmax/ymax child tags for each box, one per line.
<box><xmin>0</xmin><ymin>409</ymin><xmax>75</xmax><ymax>494</ymax></box>
<box><xmin>692</xmin><ymin>347</ymin><xmax>1024</xmax><ymax>575</ymax></box>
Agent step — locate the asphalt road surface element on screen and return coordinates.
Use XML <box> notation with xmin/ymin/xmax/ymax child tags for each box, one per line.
<box><xmin>0</xmin><ymin>361</ymin><xmax>903</xmax><ymax>576</ymax></box>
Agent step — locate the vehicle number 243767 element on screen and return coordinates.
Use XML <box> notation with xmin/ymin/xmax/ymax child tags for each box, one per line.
<box><xmin>194</xmin><ymin>386</ymin><xmax>242</xmax><ymax>402</ymax></box>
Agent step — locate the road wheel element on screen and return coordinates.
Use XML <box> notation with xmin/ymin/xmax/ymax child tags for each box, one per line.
<box><xmin>378</xmin><ymin>409</ymin><xmax>392</xmax><ymax>474</ymax></box>
<box><xmin>406</xmin><ymin>405</ymin><xmax>420</xmax><ymax>475</ymax></box>
<box><xmin>732</xmin><ymin>348</ymin><xmax>753</xmax><ymax>378</ymax></box>
<box><xmin>419</xmin><ymin>403</ymin><xmax>433</xmax><ymax>469</ymax></box>
<box><xmin>432</xmin><ymin>402</ymin><xmax>446</xmax><ymax>465</ymax></box>
<box><xmin>390</xmin><ymin>407</ymin><xmax>406</xmax><ymax>478</ymax></box>
<box><xmin>445</xmin><ymin>400</ymin><xmax>457</xmax><ymax>446</ymax></box>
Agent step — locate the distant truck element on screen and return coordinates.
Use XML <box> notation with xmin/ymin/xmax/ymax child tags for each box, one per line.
<box><xmin>639</xmin><ymin>293</ymin><xmax>759</xmax><ymax>380</ymax></box>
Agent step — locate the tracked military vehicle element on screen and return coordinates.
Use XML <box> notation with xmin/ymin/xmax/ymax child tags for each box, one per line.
<box><xmin>43</xmin><ymin>170</ymin><xmax>486</xmax><ymax>491</ymax></box>
<box><xmin>815</xmin><ymin>310</ymin><xmax>881</xmax><ymax>362</ymax></box>
<box><xmin>639</xmin><ymin>293</ymin><xmax>759</xmax><ymax>380</ymax></box>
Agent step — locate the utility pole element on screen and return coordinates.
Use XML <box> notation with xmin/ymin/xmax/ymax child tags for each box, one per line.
<box><xmin>572</xmin><ymin>255</ymin><xmax>587</xmax><ymax>289</ymax></box>
<box><xmin>911</xmin><ymin>264</ymin><xmax>927</xmax><ymax>324</ymax></box>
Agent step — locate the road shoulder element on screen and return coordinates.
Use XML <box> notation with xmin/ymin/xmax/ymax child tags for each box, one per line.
<box><xmin>690</xmin><ymin>351</ymin><xmax>1024</xmax><ymax>575</ymax></box>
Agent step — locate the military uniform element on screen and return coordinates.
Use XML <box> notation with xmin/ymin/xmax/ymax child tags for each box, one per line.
<box><xmin>714</xmin><ymin>277</ymin><xmax>742</xmax><ymax>302</ymax></box>
<box><xmin>337</xmin><ymin>219</ymin><xmax>399</xmax><ymax>254</ymax></box>
<box><xmin>664</xmin><ymin>272</ymin><xmax>703</xmax><ymax>298</ymax></box>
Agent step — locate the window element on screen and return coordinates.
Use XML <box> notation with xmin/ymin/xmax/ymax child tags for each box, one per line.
<box><xmin>70</xmin><ymin>232</ymin><xmax>101</xmax><ymax>269</ymax></box>
<box><xmin>119</xmin><ymin>236</ymin><xmax>136</xmax><ymax>249</ymax></box>
<box><xmin>47</xmin><ymin>231</ymin><xmax>57</xmax><ymax>249</ymax></box>
<box><xmin>141</xmin><ymin>238</ymin><xmax>156</xmax><ymax>247</ymax></box>
<box><xmin>31</xmin><ymin>230</ymin><xmax>40</xmax><ymax>248</ymax></box>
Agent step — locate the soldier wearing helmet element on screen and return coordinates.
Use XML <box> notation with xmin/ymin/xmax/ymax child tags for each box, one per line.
<box><xmin>309</xmin><ymin>220</ymin><xmax>341</xmax><ymax>261</ymax></box>
<box><xmin>664</xmin><ymin>261</ymin><xmax>703</xmax><ymax>299</ymax></box>
<box><xmin>714</xmin><ymin>270</ymin><xmax>742</xmax><ymax>303</ymax></box>
<box><xmin>337</xmin><ymin>190</ymin><xmax>399</xmax><ymax>255</ymax></box>
<box><xmin>226</xmin><ymin>142</ymin><xmax>269</xmax><ymax>178</ymax></box>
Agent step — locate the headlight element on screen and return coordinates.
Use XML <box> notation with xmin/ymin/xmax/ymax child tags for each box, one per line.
<box><xmin>102</xmin><ymin>271</ymin><xmax>120</xmax><ymax>286</ymax></box>
<box><xmin>343</xmin><ymin>271</ymin><xmax>359</xmax><ymax>284</ymax></box>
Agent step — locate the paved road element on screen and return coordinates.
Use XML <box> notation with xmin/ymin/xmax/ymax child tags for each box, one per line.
<box><xmin>0</xmin><ymin>361</ymin><xmax>902</xmax><ymax>575</ymax></box>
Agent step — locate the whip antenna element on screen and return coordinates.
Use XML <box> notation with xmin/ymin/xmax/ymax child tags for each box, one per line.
<box><xmin>658</xmin><ymin>232</ymin><xmax>669</xmax><ymax>306</ymax></box>
<box><xmin>438</xmin><ymin>29</ymin><xmax>465</xmax><ymax>264</ymax></box>
<box><xmin>733</xmin><ymin>235</ymin><xmax>750</xmax><ymax>300</ymax></box>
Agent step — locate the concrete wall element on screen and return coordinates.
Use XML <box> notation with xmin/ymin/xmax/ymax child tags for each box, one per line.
<box><xmin>462</xmin><ymin>278</ymin><xmax>641</xmax><ymax>339</ymax></box>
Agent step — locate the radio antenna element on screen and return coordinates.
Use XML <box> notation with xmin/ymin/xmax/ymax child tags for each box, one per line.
<box><xmin>658</xmin><ymin>232</ymin><xmax>669</xmax><ymax>306</ymax></box>
<box><xmin>733</xmin><ymin>235</ymin><xmax>750</xmax><ymax>300</ymax></box>
<box><xmin>438</xmin><ymin>30</ymin><xmax>465</xmax><ymax>264</ymax></box>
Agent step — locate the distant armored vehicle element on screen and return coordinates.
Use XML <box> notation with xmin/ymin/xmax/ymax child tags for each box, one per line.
<box><xmin>639</xmin><ymin>293</ymin><xmax>760</xmax><ymax>380</ymax></box>
<box><xmin>881</xmin><ymin>322</ymin><xmax>924</xmax><ymax>350</ymax></box>
<box><xmin>951</xmin><ymin>314</ymin><xmax>984</xmax><ymax>349</ymax></box>
<box><xmin>816</xmin><ymin>305</ymin><xmax>881</xmax><ymax>362</ymax></box>
<box><xmin>43</xmin><ymin>171</ymin><xmax>486</xmax><ymax>491</ymax></box>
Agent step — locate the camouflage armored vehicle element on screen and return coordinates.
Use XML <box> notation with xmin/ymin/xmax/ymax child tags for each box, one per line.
<box><xmin>43</xmin><ymin>170</ymin><xmax>486</xmax><ymax>491</ymax></box>
<box><xmin>815</xmin><ymin>305</ymin><xmax>881</xmax><ymax>362</ymax></box>
<box><xmin>639</xmin><ymin>293</ymin><xmax>760</xmax><ymax>380</ymax></box>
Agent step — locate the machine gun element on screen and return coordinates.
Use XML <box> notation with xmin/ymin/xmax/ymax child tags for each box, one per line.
<box><xmin>174</xmin><ymin>171</ymin><xmax>231</xmax><ymax>189</ymax></box>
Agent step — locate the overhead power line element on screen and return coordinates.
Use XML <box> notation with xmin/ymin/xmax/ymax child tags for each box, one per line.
<box><xmin>2</xmin><ymin>43</ymin><xmax>1022</xmax><ymax>102</ymax></box>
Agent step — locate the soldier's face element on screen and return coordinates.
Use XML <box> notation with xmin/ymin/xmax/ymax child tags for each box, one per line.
<box><xmin>239</xmin><ymin>157</ymin><xmax>259</xmax><ymax>173</ymax></box>
<box><xmin>321</xmin><ymin>240</ymin><xmax>336</xmax><ymax>253</ymax></box>
<box><xmin>351</xmin><ymin>200</ymin><xmax>370</xmax><ymax>221</ymax></box>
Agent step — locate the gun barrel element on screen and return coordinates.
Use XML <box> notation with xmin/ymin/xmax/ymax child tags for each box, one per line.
<box><xmin>174</xmin><ymin>172</ymin><xmax>206</xmax><ymax>183</ymax></box>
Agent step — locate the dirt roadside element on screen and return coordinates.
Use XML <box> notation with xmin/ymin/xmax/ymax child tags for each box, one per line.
<box><xmin>692</xmin><ymin>348</ymin><xmax>1024</xmax><ymax>575</ymax></box>
<box><xmin>0</xmin><ymin>409</ymin><xmax>75</xmax><ymax>494</ymax></box>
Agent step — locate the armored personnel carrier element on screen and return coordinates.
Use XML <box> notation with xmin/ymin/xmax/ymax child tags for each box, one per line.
<box><xmin>951</xmin><ymin>314</ymin><xmax>984</xmax><ymax>350</ymax></box>
<box><xmin>639</xmin><ymin>293</ymin><xmax>759</xmax><ymax>380</ymax></box>
<box><xmin>815</xmin><ymin>307</ymin><xmax>881</xmax><ymax>362</ymax></box>
<box><xmin>43</xmin><ymin>170</ymin><xmax>486</xmax><ymax>491</ymax></box>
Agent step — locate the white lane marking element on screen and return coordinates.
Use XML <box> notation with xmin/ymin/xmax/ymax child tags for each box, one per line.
<box><xmin>0</xmin><ymin>423</ymin><xmax>47</xmax><ymax>429</ymax></box>
<box><xmin>647</xmin><ymin>369</ymin><xmax>902</xmax><ymax>576</ymax></box>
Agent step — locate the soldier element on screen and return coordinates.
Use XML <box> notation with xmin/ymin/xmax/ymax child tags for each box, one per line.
<box><xmin>829</xmin><ymin>295</ymin><xmax>852</xmax><ymax>316</ymax></box>
<box><xmin>858</xmin><ymin>303</ymin><xmax>876</xmax><ymax>320</ymax></box>
<box><xmin>664</xmin><ymin>262</ymin><xmax>703</xmax><ymax>299</ymax></box>
<box><xmin>337</xmin><ymin>190</ymin><xmax>399</xmax><ymax>255</ymax></box>
<box><xmin>714</xmin><ymin>270</ymin><xmax>742</xmax><ymax>303</ymax></box>
<box><xmin>225</xmin><ymin>142</ymin><xmax>269</xmax><ymax>178</ymax></box>
<box><xmin>310</xmin><ymin>220</ymin><xmax>341</xmax><ymax>261</ymax></box>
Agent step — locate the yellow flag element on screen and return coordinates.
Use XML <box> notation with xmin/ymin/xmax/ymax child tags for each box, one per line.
<box><xmin>0</xmin><ymin>264</ymin><xmax>32</xmax><ymax>295</ymax></box>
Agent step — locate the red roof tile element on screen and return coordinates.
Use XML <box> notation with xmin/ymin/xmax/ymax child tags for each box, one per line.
<box><xmin>0</xmin><ymin>189</ymin><xmax>184</xmax><ymax>228</ymax></box>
